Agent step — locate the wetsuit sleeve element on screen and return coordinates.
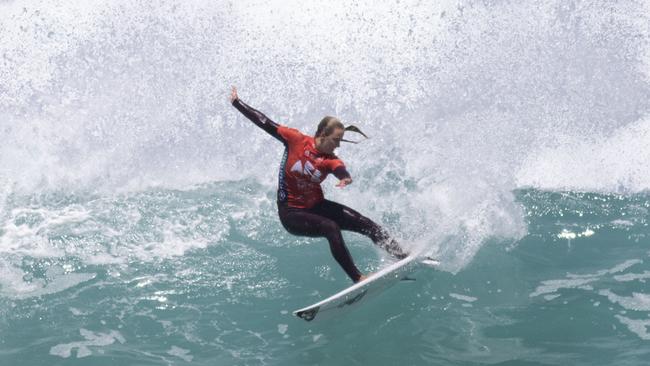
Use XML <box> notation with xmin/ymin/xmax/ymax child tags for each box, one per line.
<box><xmin>332</xmin><ymin>166</ymin><xmax>351</xmax><ymax>180</ymax></box>
<box><xmin>328</xmin><ymin>159</ymin><xmax>350</xmax><ymax>179</ymax></box>
<box><xmin>232</xmin><ymin>98</ymin><xmax>283</xmax><ymax>142</ymax></box>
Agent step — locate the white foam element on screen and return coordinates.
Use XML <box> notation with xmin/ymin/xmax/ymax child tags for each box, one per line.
<box><xmin>0</xmin><ymin>266</ymin><xmax>96</xmax><ymax>300</ymax></box>
<box><xmin>611</xmin><ymin>219</ymin><xmax>634</xmax><ymax>227</ymax></box>
<box><xmin>598</xmin><ymin>290</ymin><xmax>650</xmax><ymax>311</ymax></box>
<box><xmin>0</xmin><ymin>0</ymin><xmax>647</xmax><ymax>279</ymax></box>
<box><xmin>557</xmin><ymin>230</ymin><xmax>577</xmax><ymax>240</ymax></box>
<box><xmin>614</xmin><ymin>271</ymin><xmax>650</xmax><ymax>282</ymax></box>
<box><xmin>167</xmin><ymin>346</ymin><xmax>193</xmax><ymax>362</ymax></box>
<box><xmin>566</xmin><ymin>259</ymin><xmax>642</xmax><ymax>279</ymax></box>
<box><xmin>614</xmin><ymin>315</ymin><xmax>650</xmax><ymax>340</ymax></box>
<box><xmin>530</xmin><ymin>277</ymin><xmax>598</xmax><ymax>298</ymax></box>
<box><xmin>517</xmin><ymin>117</ymin><xmax>650</xmax><ymax>193</ymax></box>
<box><xmin>49</xmin><ymin>329</ymin><xmax>125</xmax><ymax>358</ymax></box>
<box><xmin>581</xmin><ymin>229</ymin><xmax>595</xmax><ymax>237</ymax></box>
<box><xmin>557</xmin><ymin>228</ymin><xmax>595</xmax><ymax>240</ymax></box>
<box><xmin>608</xmin><ymin>260</ymin><xmax>643</xmax><ymax>274</ymax></box>
<box><xmin>277</xmin><ymin>324</ymin><xmax>288</xmax><ymax>335</ymax></box>
<box><xmin>449</xmin><ymin>293</ymin><xmax>478</xmax><ymax>303</ymax></box>
<box><xmin>543</xmin><ymin>294</ymin><xmax>561</xmax><ymax>301</ymax></box>
<box><xmin>531</xmin><ymin>259</ymin><xmax>644</xmax><ymax>298</ymax></box>
<box><xmin>69</xmin><ymin>307</ymin><xmax>86</xmax><ymax>316</ymax></box>
<box><xmin>0</xmin><ymin>192</ymin><xmax>231</xmax><ymax>295</ymax></box>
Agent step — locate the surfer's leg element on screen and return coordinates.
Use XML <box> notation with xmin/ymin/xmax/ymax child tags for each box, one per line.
<box><xmin>278</xmin><ymin>205</ymin><xmax>363</xmax><ymax>282</ymax></box>
<box><xmin>313</xmin><ymin>200</ymin><xmax>408</xmax><ymax>259</ymax></box>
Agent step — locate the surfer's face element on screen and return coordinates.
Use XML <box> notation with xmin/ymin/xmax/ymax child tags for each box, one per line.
<box><xmin>316</xmin><ymin>128</ymin><xmax>344</xmax><ymax>154</ymax></box>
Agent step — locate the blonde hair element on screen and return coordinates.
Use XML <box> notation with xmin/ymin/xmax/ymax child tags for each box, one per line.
<box><xmin>314</xmin><ymin>116</ymin><xmax>344</xmax><ymax>137</ymax></box>
<box><xmin>314</xmin><ymin>116</ymin><xmax>369</xmax><ymax>143</ymax></box>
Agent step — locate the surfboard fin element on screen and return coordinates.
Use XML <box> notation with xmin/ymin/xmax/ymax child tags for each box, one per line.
<box><xmin>421</xmin><ymin>257</ymin><xmax>440</xmax><ymax>267</ymax></box>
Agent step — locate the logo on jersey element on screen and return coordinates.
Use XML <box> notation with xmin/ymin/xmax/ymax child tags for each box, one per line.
<box><xmin>304</xmin><ymin>150</ymin><xmax>325</xmax><ymax>163</ymax></box>
<box><xmin>290</xmin><ymin>160</ymin><xmax>323</xmax><ymax>183</ymax></box>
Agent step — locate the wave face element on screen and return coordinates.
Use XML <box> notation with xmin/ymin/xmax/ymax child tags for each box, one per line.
<box><xmin>1</xmin><ymin>186</ymin><xmax>649</xmax><ymax>365</ymax></box>
<box><xmin>1</xmin><ymin>1</ymin><xmax>649</xmax><ymax>365</ymax></box>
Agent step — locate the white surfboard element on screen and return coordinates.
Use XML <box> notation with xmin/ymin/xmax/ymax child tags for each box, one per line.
<box><xmin>293</xmin><ymin>255</ymin><xmax>440</xmax><ymax>322</ymax></box>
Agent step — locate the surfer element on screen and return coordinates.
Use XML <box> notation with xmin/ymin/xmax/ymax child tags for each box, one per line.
<box><xmin>230</xmin><ymin>86</ymin><xmax>408</xmax><ymax>283</ymax></box>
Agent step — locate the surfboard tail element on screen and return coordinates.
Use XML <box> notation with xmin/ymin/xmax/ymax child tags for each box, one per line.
<box><xmin>421</xmin><ymin>257</ymin><xmax>440</xmax><ymax>267</ymax></box>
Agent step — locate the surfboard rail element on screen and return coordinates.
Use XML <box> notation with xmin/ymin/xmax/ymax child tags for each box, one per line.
<box><xmin>293</xmin><ymin>255</ymin><xmax>439</xmax><ymax>321</ymax></box>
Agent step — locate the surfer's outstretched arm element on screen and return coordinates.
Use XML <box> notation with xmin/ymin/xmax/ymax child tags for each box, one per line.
<box><xmin>229</xmin><ymin>86</ymin><xmax>282</xmax><ymax>141</ymax></box>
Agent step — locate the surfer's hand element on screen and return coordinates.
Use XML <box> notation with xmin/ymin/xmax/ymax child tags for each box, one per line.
<box><xmin>229</xmin><ymin>86</ymin><xmax>239</xmax><ymax>103</ymax></box>
<box><xmin>336</xmin><ymin>177</ymin><xmax>352</xmax><ymax>188</ymax></box>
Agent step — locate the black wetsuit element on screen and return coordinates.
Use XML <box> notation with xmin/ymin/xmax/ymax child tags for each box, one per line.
<box><xmin>232</xmin><ymin>98</ymin><xmax>406</xmax><ymax>282</ymax></box>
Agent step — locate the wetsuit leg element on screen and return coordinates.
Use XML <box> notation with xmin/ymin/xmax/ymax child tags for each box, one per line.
<box><xmin>311</xmin><ymin>200</ymin><xmax>408</xmax><ymax>259</ymax></box>
<box><xmin>278</xmin><ymin>204</ymin><xmax>362</xmax><ymax>282</ymax></box>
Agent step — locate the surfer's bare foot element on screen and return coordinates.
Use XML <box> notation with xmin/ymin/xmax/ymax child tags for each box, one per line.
<box><xmin>357</xmin><ymin>272</ymin><xmax>375</xmax><ymax>282</ymax></box>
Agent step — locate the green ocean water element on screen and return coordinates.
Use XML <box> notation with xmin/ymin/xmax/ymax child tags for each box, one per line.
<box><xmin>2</xmin><ymin>0</ymin><xmax>650</xmax><ymax>365</ymax></box>
<box><xmin>1</xmin><ymin>185</ymin><xmax>649</xmax><ymax>365</ymax></box>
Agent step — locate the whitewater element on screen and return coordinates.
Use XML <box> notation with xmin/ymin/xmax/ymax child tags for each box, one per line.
<box><xmin>1</xmin><ymin>1</ymin><xmax>649</xmax><ymax>365</ymax></box>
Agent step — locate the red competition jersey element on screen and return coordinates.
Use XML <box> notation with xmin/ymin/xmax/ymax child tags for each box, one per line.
<box><xmin>277</xmin><ymin>126</ymin><xmax>345</xmax><ymax>208</ymax></box>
